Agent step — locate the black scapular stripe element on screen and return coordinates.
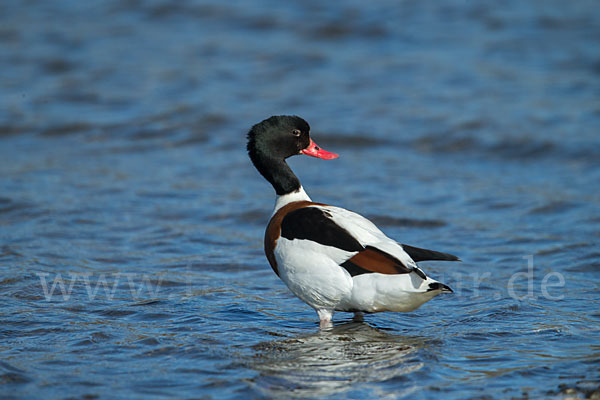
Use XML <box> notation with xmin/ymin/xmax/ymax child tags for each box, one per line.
<box><xmin>280</xmin><ymin>207</ymin><xmax>364</xmax><ymax>252</ymax></box>
<box><xmin>339</xmin><ymin>259</ymin><xmax>371</xmax><ymax>277</ymax></box>
<box><xmin>401</xmin><ymin>244</ymin><xmax>460</xmax><ymax>262</ymax></box>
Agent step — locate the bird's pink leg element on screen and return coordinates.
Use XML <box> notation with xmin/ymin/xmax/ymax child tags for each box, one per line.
<box><xmin>316</xmin><ymin>309</ymin><xmax>333</xmax><ymax>329</ymax></box>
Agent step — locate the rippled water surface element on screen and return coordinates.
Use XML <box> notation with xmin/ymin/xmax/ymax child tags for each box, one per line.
<box><xmin>1</xmin><ymin>1</ymin><xmax>599</xmax><ymax>399</ymax></box>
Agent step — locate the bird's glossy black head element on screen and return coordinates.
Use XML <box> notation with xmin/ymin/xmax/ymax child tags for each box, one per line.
<box><xmin>247</xmin><ymin>115</ymin><xmax>311</xmax><ymax>162</ymax></box>
<box><xmin>247</xmin><ymin>115</ymin><xmax>337</xmax><ymax>195</ymax></box>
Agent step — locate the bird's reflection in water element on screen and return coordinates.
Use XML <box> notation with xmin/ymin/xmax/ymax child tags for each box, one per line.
<box><xmin>249</xmin><ymin>321</ymin><xmax>431</xmax><ymax>398</ymax></box>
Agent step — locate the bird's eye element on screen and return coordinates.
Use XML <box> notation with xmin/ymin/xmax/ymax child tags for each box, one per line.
<box><xmin>292</xmin><ymin>129</ymin><xmax>301</xmax><ymax>137</ymax></box>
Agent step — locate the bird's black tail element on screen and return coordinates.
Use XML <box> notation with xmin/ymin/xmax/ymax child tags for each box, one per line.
<box><xmin>401</xmin><ymin>244</ymin><xmax>460</xmax><ymax>262</ymax></box>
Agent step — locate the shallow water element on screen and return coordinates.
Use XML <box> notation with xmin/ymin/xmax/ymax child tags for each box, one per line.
<box><xmin>1</xmin><ymin>1</ymin><xmax>599</xmax><ymax>399</ymax></box>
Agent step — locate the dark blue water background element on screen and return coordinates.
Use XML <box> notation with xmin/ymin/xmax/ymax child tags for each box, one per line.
<box><xmin>1</xmin><ymin>1</ymin><xmax>599</xmax><ymax>398</ymax></box>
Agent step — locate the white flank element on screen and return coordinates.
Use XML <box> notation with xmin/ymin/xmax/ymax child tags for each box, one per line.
<box><xmin>274</xmin><ymin>237</ymin><xmax>355</xmax><ymax>310</ymax></box>
<box><xmin>337</xmin><ymin>273</ymin><xmax>443</xmax><ymax>313</ymax></box>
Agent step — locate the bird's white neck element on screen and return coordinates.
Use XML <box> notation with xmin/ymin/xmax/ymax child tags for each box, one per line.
<box><xmin>272</xmin><ymin>186</ymin><xmax>311</xmax><ymax>215</ymax></box>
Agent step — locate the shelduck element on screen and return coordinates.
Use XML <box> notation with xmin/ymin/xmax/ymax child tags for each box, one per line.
<box><xmin>247</xmin><ymin>115</ymin><xmax>457</xmax><ymax>327</ymax></box>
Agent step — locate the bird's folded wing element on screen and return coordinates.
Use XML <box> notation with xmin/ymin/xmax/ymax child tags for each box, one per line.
<box><xmin>279</xmin><ymin>205</ymin><xmax>425</xmax><ymax>278</ymax></box>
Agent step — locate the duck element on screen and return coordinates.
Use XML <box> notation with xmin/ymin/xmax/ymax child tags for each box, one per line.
<box><xmin>247</xmin><ymin>115</ymin><xmax>458</xmax><ymax>327</ymax></box>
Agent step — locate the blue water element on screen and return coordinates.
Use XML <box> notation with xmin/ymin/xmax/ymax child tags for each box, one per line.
<box><xmin>1</xmin><ymin>1</ymin><xmax>599</xmax><ymax>399</ymax></box>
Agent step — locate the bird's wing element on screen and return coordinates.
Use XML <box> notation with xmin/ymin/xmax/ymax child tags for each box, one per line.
<box><xmin>279</xmin><ymin>205</ymin><xmax>425</xmax><ymax>277</ymax></box>
<box><xmin>321</xmin><ymin>206</ymin><xmax>419</xmax><ymax>267</ymax></box>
